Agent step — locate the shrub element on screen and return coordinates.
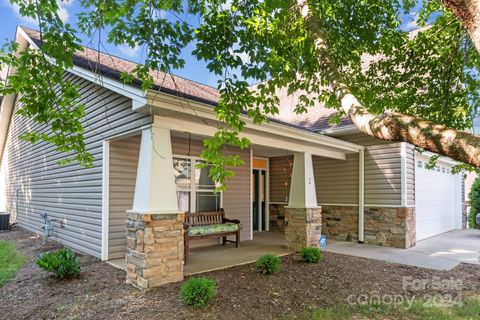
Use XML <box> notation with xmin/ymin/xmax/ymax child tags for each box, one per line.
<box><xmin>300</xmin><ymin>247</ymin><xmax>323</xmax><ymax>263</ymax></box>
<box><xmin>180</xmin><ymin>277</ymin><xmax>216</xmax><ymax>307</ymax></box>
<box><xmin>36</xmin><ymin>248</ymin><xmax>81</xmax><ymax>279</ymax></box>
<box><xmin>469</xmin><ymin>177</ymin><xmax>480</xmax><ymax>229</ymax></box>
<box><xmin>256</xmin><ymin>254</ymin><xmax>281</xmax><ymax>275</ymax></box>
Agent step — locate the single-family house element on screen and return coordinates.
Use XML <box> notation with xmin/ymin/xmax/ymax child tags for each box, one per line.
<box><xmin>0</xmin><ymin>26</ymin><xmax>466</xmax><ymax>289</ymax></box>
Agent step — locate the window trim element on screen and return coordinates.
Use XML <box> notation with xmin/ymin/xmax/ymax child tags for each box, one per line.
<box><xmin>173</xmin><ymin>154</ymin><xmax>223</xmax><ymax>212</ymax></box>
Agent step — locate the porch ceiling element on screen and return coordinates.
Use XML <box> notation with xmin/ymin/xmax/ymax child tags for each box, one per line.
<box><xmin>149</xmin><ymin>93</ymin><xmax>363</xmax><ymax>160</ymax></box>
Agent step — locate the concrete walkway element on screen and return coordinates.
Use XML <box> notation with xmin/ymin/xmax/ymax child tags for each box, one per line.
<box><xmin>324</xmin><ymin>229</ymin><xmax>480</xmax><ymax>271</ymax></box>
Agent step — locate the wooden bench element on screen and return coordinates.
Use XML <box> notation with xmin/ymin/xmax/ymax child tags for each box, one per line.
<box><xmin>184</xmin><ymin>209</ymin><xmax>241</xmax><ymax>261</ymax></box>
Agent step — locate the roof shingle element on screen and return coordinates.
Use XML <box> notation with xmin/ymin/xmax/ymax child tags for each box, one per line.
<box><xmin>21</xmin><ymin>26</ymin><xmax>350</xmax><ymax>132</ymax></box>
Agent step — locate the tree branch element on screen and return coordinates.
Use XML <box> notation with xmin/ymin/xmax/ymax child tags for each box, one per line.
<box><xmin>297</xmin><ymin>0</ymin><xmax>480</xmax><ymax>167</ymax></box>
<box><xmin>441</xmin><ymin>0</ymin><xmax>480</xmax><ymax>53</ymax></box>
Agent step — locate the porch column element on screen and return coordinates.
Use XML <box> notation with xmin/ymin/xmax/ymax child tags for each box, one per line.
<box><xmin>284</xmin><ymin>152</ymin><xmax>322</xmax><ymax>251</ymax></box>
<box><xmin>126</xmin><ymin>125</ymin><xmax>184</xmax><ymax>290</ymax></box>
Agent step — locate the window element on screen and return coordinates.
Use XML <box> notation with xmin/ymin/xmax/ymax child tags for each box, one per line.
<box><xmin>173</xmin><ymin>156</ymin><xmax>221</xmax><ymax>213</ymax></box>
<box><xmin>417</xmin><ymin>160</ymin><xmax>423</xmax><ymax>168</ymax></box>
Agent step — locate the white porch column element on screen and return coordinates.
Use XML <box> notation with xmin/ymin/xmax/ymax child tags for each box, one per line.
<box><xmin>288</xmin><ymin>153</ymin><xmax>318</xmax><ymax>208</ymax></box>
<box><xmin>285</xmin><ymin>152</ymin><xmax>322</xmax><ymax>251</ymax></box>
<box><xmin>126</xmin><ymin>125</ymin><xmax>184</xmax><ymax>291</ymax></box>
<box><xmin>130</xmin><ymin>126</ymin><xmax>178</xmax><ymax>214</ymax></box>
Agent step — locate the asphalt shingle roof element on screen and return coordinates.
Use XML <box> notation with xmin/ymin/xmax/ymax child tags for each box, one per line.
<box><xmin>21</xmin><ymin>26</ymin><xmax>350</xmax><ymax>133</ymax></box>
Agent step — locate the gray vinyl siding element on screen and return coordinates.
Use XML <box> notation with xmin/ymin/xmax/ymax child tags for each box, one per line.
<box><xmin>1</xmin><ymin>72</ymin><xmax>151</xmax><ymax>258</ymax></box>
<box><xmin>171</xmin><ymin>136</ymin><xmax>251</xmax><ymax>241</ymax></box>
<box><xmin>313</xmin><ymin>153</ymin><xmax>359</xmax><ymax>204</ymax></box>
<box><xmin>108</xmin><ymin>135</ymin><xmax>140</xmax><ymax>259</ymax></box>
<box><xmin>269</xmin><ymin>156</ymin><xmax>292</xmax><ymax>203</ymax></box>
<box><xmin>406</xmin><ymin>144</ymin><xmax>415</xmax><ymax>206</ymax></box>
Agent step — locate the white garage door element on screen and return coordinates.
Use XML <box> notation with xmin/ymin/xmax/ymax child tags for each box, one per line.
<box><xmin>415</xmin><ymin>155</ymin><xmax>460</xmax><ymax>241</ymax></box>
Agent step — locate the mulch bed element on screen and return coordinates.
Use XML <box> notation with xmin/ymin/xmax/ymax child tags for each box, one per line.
<box><xmin>1</xmin><ymin>228</ymin><xmax>480</xmax><ymax>320</ymax></box>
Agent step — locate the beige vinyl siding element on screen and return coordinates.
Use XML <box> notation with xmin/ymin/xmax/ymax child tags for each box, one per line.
<box><xmin>108</xmin><ymin>135</ymin><xmax>140</xmax><ymax>259</ymax></box>
<box><xmin>222</xmin><ymin>148</ymin><xmax>251</xmax><ymax>240</ymax></box>
<box><xmin>267</xmin><ymin>133</ymin><xmax>403</xmax><ymax>207</ymax></box>
<box><xmin>337</xmin><ymin>133</ymin><xmax>402</xmax><ymax>206</ymax></box>
<box><xmin>268</xmin><ymin>133</ymin><xmax>403</xmax><ymax>207</ymax></box>
<box><xmin>406</xmin><ymin>144</ymin><xmax>415</xmax><ymax>206</ymax></box>
<box><xmin>269</xmin><ymin>156</ymin><xmax>293</xmax><ymax>204</ymax></box>
<box><xmin>171</xmin><ymin>136</ymin><xmax>251</xmax><ymax>241</ymax></box>
<box><xmin>363</xmin><ymin>144</ymin><xmax>402</xmax><ymax>205</ymax></box>
<box><xmin>1</xmin><ymin>72</ymin><xmax>151</xmax><ymax>258</ymax></box>
<box><xmin>313</xmin><ymin>153</ymin><xmax>359</xmax><ymax>204</ymax></box>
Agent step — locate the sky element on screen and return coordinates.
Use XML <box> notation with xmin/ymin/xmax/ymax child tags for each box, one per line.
<box><xmin>0</xmin><ymin>1</ymin><xmax>420</xmax><ymax>87</ymax></box>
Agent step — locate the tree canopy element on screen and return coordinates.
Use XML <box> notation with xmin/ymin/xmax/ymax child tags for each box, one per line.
<box><xmin>1</xmin><ymin>0</ymin><xmax>480</xmax><ymax>184</ymax></box>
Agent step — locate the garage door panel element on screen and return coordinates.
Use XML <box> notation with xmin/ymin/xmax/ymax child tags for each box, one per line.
<box><xmin>415</xmin><ymin>157</ymin><xmax>458</xmax><ymax>241</ymax></box>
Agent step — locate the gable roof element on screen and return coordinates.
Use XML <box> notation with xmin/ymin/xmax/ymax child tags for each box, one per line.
<box><xmin>20</xmin><ymin>26</ymin><xmax>351</xmax><ymax>133</ymax></box>
<box><xmin>21</xmin><ymin>26</ymin><xmax>220</xmax><ymax>107</ymax></box>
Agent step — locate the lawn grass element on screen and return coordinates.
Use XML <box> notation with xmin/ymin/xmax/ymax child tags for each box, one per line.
<box><xmin>0</xmin><ymin>240</ymin><xmax>26</xmax><ymax>287</ymax></box>
<box><xmin>306</xmin><ymin>296</ymin><xmax>480</xmax><ymax>320</ymax></box>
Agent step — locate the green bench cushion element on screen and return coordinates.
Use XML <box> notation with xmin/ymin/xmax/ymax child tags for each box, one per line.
<box><xmin>188</xmin><ymin>223</ymin><xmax>239</xmax><ymax>236</ymax></box>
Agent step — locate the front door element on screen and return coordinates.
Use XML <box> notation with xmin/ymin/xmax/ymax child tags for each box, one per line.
<box><xmin>252</xmin><ymin>169</ymin><xmax>267</xmax><ymax>231</ymax></box>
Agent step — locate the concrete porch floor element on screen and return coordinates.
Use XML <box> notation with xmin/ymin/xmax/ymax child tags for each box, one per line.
<box><xmin>324</xmin><ymin>229</ymin><xmax>480</xmax><ymax>271</ymax></box>
<box><xmin>184</xmin><ymin>231</ymin><xmax>292</xmax><ymax>275</ymax></box>
<box><xmin>106</xmin><ymin>231</ymin><xmax>293</xmax><ymax>275</ymax></box>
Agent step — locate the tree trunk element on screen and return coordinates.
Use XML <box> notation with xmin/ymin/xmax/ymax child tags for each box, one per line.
<box><xmin>296</xmin><ymin>0</ymin><xmax>480</xmax><ymax>167</ymax></box>
<box><xmin>442</xmin><ymin>0</ymin><xmax>480</xmax><ymax>53</ymax></box>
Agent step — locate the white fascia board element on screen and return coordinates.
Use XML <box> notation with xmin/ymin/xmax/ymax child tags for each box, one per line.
<box><xmin>147</xmin><ymin>91</ymin><xmax>364</xmax><ymax>154</ymax></box>
<box><xmin>16</xmin><ymin>26</ymin><xmax>148</xmax><ymax>109</ymax></box>
<box><xmin>154</xmin><ymin>115</ymin><xmax>347</xmax><ymax>160</ymax></box>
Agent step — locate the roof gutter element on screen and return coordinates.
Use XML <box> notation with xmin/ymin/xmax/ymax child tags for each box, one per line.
<box><xmin>321</xmin><ymin>124</ymin><xmax>359</xmax><ymax>136</ymax></box>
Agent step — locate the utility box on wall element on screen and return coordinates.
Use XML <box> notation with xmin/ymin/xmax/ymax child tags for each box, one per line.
<box><xmin>0</xmin><ymin>212</ymin><xmax>10</xmax><ymax>231</ymax></box>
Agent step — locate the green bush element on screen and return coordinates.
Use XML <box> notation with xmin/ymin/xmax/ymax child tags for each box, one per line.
<box><xmin>300</xmin><ymin>247</ymin><xmax>323</xmax><ymax>263</ymax></box>
<box><xmin>469</xmin><ymin>177</ymin><xmax>480</xmax><ymax>229</ymax></box>
<box><xmin>180</xmin><ymin>277</ymin><xmax>216</xmax><ymax>307</ymax></box>
<box><xmin>36</xmin><ymin>248</ymin><xmax>81</xmax><ymax>279</ymax></box>
<box><xmin>256</xmin><ymin>254</ymin><xmax>281</xmax><ymax>275</ymax></box>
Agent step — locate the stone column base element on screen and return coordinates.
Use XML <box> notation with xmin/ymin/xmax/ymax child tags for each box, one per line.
<box><xmin>126</xmin><ymin>212</ymin><xmax>185</xmax><ymax>290</ymax></box>
<box><xmin>284</xmin><ymin>207</ymin><xmax>322</xmax><ymax>251</ymax></box>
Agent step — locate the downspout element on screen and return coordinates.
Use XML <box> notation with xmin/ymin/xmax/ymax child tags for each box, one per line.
<box><xmin>358</xmin><ymin>149</ymin><xmax>365</xmax><ymax>243</ymax></box>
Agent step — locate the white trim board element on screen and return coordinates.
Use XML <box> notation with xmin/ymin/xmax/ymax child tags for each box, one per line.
<box><xmin>148</xmin><ymin>92</ymin><xmax>364</xmax><ymax>154</ymax></box>
<box><xmin>101</xmin><ymin>140</ymin><xmax>110</xmax><ymax>261</ymax></box>
<box><xmin>155</xmin><ymin>115</ymin><xmax>349</xmax><ymax>160</ymax></box>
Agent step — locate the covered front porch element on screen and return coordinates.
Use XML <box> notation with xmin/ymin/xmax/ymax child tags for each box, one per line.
<box><xmin>108</xmin><ymin>231</ymin><xmax>291</xmax><ymax>275</ymax></box>
<box><xmin>103</xmin><ymin>94</ymin><xmax>363</xmax><ymax>290</ymax></box>
<box><xmin>184</xmin><ymin>232</ymin><xmax>291</xmax><ymax>274</ymax></box>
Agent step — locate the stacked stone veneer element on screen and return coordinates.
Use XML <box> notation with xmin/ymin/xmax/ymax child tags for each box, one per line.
<box><xmin>322</xmin><ymin>205</ymin><xmax>415</xmax><ymax>249</ymax></box>
<box><xmin>284</xmin><ymin>207</ymin><xmax>322</xmax><ymax>251</ymax></box>
<box><xmin>126</xmin><ymin>212</ymin><xmax>185</xmax><ymax>290</ymax></box>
